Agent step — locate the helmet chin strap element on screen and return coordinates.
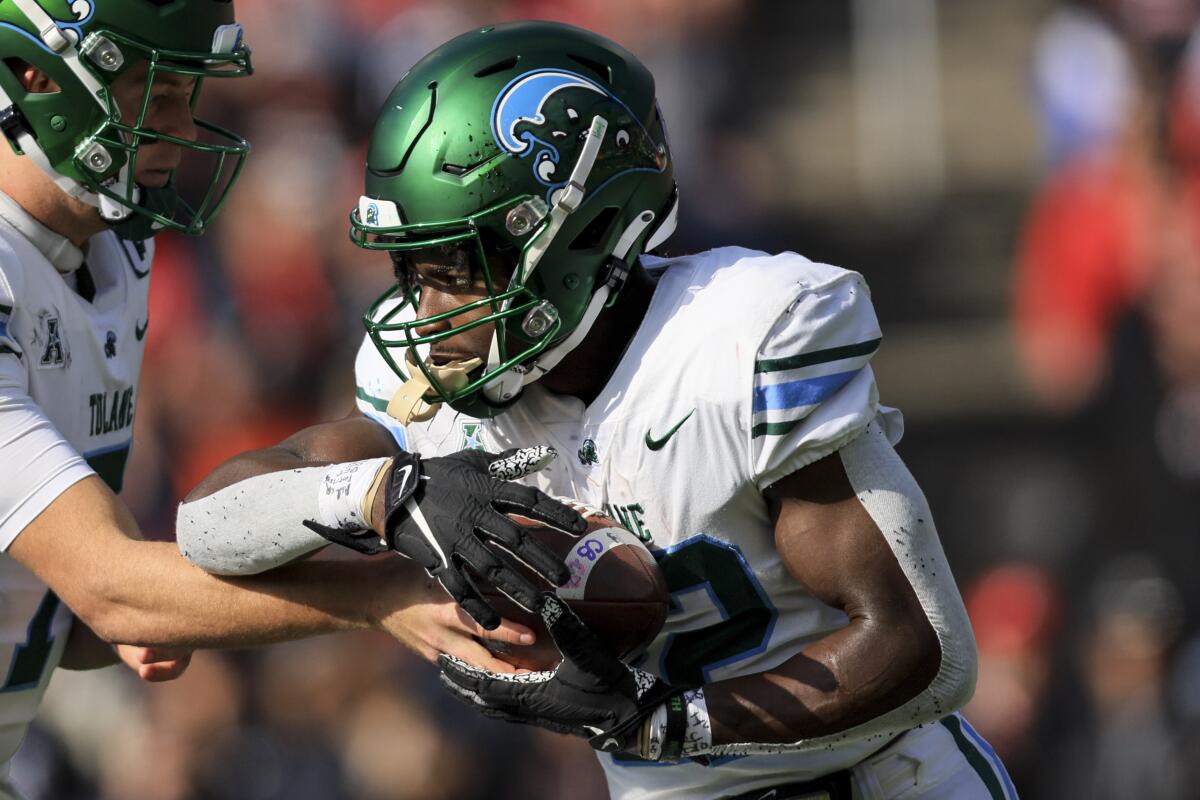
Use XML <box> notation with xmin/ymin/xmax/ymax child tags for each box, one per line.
<box><xmin>477</xmin><ymin>118</ymin><xmax>676</xmax><ymax>408</ymax></box>
<box><xmin>482</xmin><ymin>114</ymin><xmax>608</xmax><ymax>405</ymax></box>
<box><xmin>519</xmin><ymin>207</ymin><xmax>656</xmax><ymax>383</ymax></box>
<box><xmin>521</xmin><ymin>191</ymin><xmax>677</xmax><ymax>387</ymax></box>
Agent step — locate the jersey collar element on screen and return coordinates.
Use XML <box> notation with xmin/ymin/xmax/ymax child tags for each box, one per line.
<box><xmin>0</xmin><ymin>191</ymin><xmax>85</xmax><ymax>274</ymax></box>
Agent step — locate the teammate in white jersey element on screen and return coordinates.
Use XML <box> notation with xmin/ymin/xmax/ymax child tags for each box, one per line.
<box><xmin>0</xmin><ymin>3</ymin><xmax>547</xmax><ymax>791</ymax></box>
<box><xmin>176</xmin><ymin>21</ymin><xmax>1017</xmax><ymax>800</ymax></box>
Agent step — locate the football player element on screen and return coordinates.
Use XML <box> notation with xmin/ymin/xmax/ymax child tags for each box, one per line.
<box><xmin>0</xmin><ymin>3</ymin><xmax>550</xmax><ymax>792</ymax></box>
<box><xmin>177</xmin><ymin>21</ymin><xmax>1016</xmax><ymax>800</ymax></box>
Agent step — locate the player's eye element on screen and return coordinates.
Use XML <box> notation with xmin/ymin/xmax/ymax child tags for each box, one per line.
<box><xmin>410</xmin><ymin>245</ymin><xmax>476</xmax><ymax>289</ymax></box>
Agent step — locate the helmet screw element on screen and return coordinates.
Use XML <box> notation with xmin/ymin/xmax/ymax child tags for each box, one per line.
<box><xmin>655</xmin><ymin>144</ymin><xmax>668</xmax><ymax>169</ymax></box>
<box><xmin>505</xmin><ymin>198</ymin><xmax>549</xmax><ymax>237</ymax></box>
<box><xmin>521</xmin><ymin>300</ymin><xmax>560</xmax><ymax>338</ymax></box>
<box><xmin>80</xmin><ymin>34</ymin><xmax>125</xmax><ymax>72</ymax></box>
<box><xmin>49</xmin><ymin>115</ymin><xmax>66</xmax><ymax>132</ymax></box>
<box><xmin>563</xmin><ymin>274</ymin><xmax>579</xmax><ymax>290</ymax></box>
<box><xmin>80</xmin><ymin>143</ymin><xmax>113</xmax><ymax>173</ymax></box>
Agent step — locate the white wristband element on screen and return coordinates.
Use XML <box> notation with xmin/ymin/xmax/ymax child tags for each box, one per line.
<box><xmin>316</xmin><ymin>458</ymin><xmax>391</xmax><ymax>530</ymax></box>
<box><xmin>640</xmin><ymin>688</ymin><xmax>712</xmax><ymax>761</ymax></box>
<box><xmin>642</xmin><ymin>702</ymin><xmax>669</xmax><ymax>760</ymax></box>
<box><xmin>681</xmin><ymin>687</ymin><xmax>712</xmax><ymax>757</ymax></box>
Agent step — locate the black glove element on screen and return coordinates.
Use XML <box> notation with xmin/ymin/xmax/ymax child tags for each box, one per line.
<box><xmin>305</xmin><ymin>446</ymin><xmax>585</xmax><ymax>629</ymax></box>
<box><xmin>439</xmin><ymin>594</ymin><xmax>682</xmax><ymax>758</ymax></box>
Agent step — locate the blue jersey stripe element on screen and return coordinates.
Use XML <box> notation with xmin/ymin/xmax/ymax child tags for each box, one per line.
<box><xmin>752</xmin><ymin>369</ymin><xmax>858</xmax><ymax>414</ymax></box>
<box><xmin>939</xmin><ymin>715</ymin><xmax>1006</xmax><ymax>800</ymax></box>
<box><xmin>960</xmin><ymin>714</ymin><xmax>1019</xmax><ymax>799</ymax></box>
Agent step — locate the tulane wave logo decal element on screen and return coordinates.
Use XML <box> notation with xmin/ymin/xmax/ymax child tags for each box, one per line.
<box><xmin>1</xmin><ymin>1</ymin><xmax>95</xmax><ymax>54</ymax></box>
<box><xmin>490</xmin><ymin>68</ymin><xmax>665</xmax><ymax>205</ymax></box>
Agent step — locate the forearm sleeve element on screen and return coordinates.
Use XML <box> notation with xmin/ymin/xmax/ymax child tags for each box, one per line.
<box><xmin>176</xmin><ymin>458</ymin><xmax>390</xmax><ymax>575</ymax></box>
<box><xmin>711</xmin><ymin>421</ymin><xmax>978</xmax><ymax>758</ymax></box>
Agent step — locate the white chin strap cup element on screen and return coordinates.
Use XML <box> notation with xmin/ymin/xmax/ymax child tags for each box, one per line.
<box><xmin>386</xmin><ymin>350</ymin><xmax>482</xmax><ymax>425</ymax></box>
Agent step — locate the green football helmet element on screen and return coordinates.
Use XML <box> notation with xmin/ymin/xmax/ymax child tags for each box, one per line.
<box><xmin>353</xmin><ymin>20</ymin><xmax>678</xmax><ymax>420</ymax></box>
<box><xmin>0</xmin><ymin>0</ymin><xmax>252</xmax><ymax>240</ymax></box>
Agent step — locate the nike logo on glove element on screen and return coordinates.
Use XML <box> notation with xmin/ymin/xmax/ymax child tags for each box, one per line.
<box><xmin>644</xmin><ymin>410</ymin><xmax>694</xmax><ymax>451</ymax></box>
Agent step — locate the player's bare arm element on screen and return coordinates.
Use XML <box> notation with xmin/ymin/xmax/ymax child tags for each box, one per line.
<box><xmin>185</xmin><ymin>412</ymin><xmax>399</xmax><ymax>499</ymax></box>
<box><xmin>441</xmin><ymin>427</ymin><xmax>977</xmax><ymax>760</ymax></box>
<box><xmin>705</xmin><ymin>446</ymin><xmax>949</xmax><ymax>745</ymax></box>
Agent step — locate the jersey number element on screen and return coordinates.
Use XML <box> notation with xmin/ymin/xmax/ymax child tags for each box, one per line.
<box><xmin>655</xmin><ymin>535</ymin><xmax>776</xmax><ymax>686</ymax></box>
<box><xmin>1</xmin><ymin>590</ymin><xmax>60</xmax><ymax>692</ymax></box>
<box><xmin>612</xmin><ymin>536</ymin><xmax>776</xmax><ymax>767</ymax></box>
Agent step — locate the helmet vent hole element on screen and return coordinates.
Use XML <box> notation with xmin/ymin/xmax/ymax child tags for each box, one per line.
<box><xmin>569</xmin><ymin>206</ymin><xmax>619</xmax><ymax>251</ymax></box>
<box><xmin>475</xmin><ymin>57</ymin><xmax>520</xmax><ymax>78</ymax></box>
<box><xmin>566</xmin><ymin>54</ymin><xmax>612</xmax><ymax>84</ymax></box>
<box><xmin>442</xmin><ymin>163</ymin><xmax>468</xmax><ymax>176</ymax></box>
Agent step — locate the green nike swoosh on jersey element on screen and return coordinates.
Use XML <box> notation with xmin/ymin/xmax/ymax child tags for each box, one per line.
<box><xmin>645</xmin><ymin>409</ymin><xmax>695</xmax><ymax>451</ymax></box>
<box><xmin>134</xmin><ymin>320</ymin><xmax>149</xmax><ymax>341</ymax></box>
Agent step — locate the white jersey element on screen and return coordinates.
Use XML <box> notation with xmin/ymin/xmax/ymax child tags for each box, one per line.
<box><xmin>356</xmin><ymin>246</ymin><xmax>907</xmax><ymax>799</ymax></box>
<box><xmin>0</xmin><ymin>193</ymin><xmax>152</xmax><ymax>764</ymax></box>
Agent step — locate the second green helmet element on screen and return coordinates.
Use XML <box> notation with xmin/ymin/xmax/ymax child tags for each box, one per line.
<box><xmin>353</xmin><ymin>20</ymin><xmax>678</xmax><ymax>420</ymax></box>
<box><xmin>0</xmin><ymin>0</ymin><xmax>252</xmax><ymax>240</ymax></box>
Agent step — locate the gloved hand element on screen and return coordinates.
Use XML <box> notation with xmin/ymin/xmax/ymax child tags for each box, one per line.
<box><xmin>439</xmin><ymin>594</ymin><xmax>684</xmax><ymax>759</ymax></box>
<box><xmin>306</xmin><ymin>446</ymin><xmax>584</xmax><ymax>629</ymax></box>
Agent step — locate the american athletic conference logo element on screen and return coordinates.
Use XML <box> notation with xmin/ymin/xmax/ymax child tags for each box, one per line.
<box><xmin>489</xmin><ymin>68</ymin><xmax>665</xmax><ymax>204</ymax></box>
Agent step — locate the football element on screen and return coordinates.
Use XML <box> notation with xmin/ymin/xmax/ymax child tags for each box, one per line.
<box><xmin>477</xmin><ymin>504</ymin><xmax>669</xmax><ymax>669</ymax></box>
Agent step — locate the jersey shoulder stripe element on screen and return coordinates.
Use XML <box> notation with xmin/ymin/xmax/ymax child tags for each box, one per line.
<box><xmin>750</xmin><ymin>338</ymin><xmax>881</xmax><ymax>439</ymax></box>
<box><xmin>752</xmin><ymin>369</ymin><xmax>859</xmax><ymax>416</ymax></box>
<box><xmin>755</xmin><ymin>337</ymin><xmax>881</xmax><ymax>373</ymax></box>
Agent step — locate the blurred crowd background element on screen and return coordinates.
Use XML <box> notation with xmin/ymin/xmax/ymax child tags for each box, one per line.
<box><xmin>11</xmin><ymin>0</ymin><xmax>1200</xmax><ymax>797</ymax></box>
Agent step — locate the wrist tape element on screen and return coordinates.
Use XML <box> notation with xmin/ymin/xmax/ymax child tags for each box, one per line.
<box><xmin>316</xmin><ymin>457</ymin><xmax>392</xmax><ymax>530</ymax></box>
<box><xmin>642</xmin><ymin>688</ymin><xmax>711</xmax><ymax>761</ymax></box>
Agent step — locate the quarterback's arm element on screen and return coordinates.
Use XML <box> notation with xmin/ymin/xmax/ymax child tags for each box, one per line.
<box><xmin>8</xmin><ymin>473</ymin><xmax>431</xmax><ymax>649</ymax></box>
<box><xmin>702</xmin><ymin>427</ymin><xmax>976</xmax><ymax>753</ymax></box>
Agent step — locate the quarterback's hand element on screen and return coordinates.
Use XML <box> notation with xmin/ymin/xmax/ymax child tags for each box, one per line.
<box><xmin>309</xmin><ymin>446</ymin><xmax>584</xmax><ymax>629</ymax></box>
<box><xmin>438</xmin><ymin>595</ymin><xmax>680</xmax><ymax>758</ymax></box>
<box><xmin>116</xmin><ymin>644</ymin><xmax>192</xmax><ymax>682</ymax></box>
<box><xmin>376</xmin><ymin>560</ymin><xmax>538</xmax><ymax>673</ymax></box>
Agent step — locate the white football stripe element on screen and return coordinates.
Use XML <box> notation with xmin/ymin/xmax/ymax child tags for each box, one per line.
<box><xmin>557</xmin><ymin>527</ymin><xmax>646</xmax><ymax>601</ymax></box>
